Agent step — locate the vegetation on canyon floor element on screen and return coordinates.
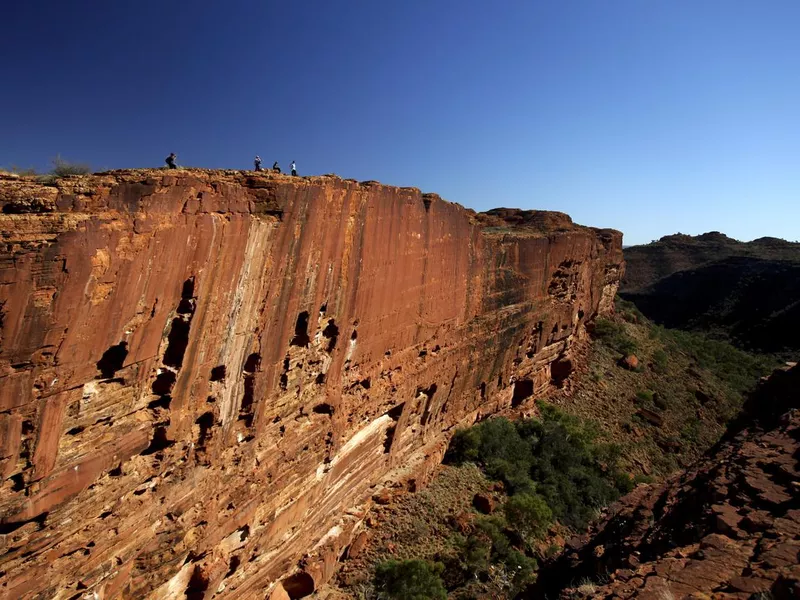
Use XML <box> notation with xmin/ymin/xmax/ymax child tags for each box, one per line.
<box><xmin>331</xmin><ymin>298</ymin><xmax>777</xmax><ymax>599</ymax></box>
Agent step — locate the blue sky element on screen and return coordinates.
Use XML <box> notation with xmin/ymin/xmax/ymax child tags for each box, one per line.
<box><xmin>2</xmin><ymin>1</ymin><xmax>798</xmax><ymax>245</ymax></box>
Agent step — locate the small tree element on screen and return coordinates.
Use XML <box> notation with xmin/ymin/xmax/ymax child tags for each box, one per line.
<box><xmin>504</xmin><ymin>492</ymin><xmax>553</xmax><ymax>543</ymax></box>
<box><xmin>51</xmin><ymin>155</ymin><xmax>90</xmax><ymax>177</ymax></box>
<box><xmin>374</xmin><ymin>559</ymin><xmax>447</xmax><ymax>600</ymax></box>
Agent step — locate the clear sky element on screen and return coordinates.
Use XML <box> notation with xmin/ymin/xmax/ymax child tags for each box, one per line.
<box><xmin>2</xmin><ymin>1</ymin><xmax>798</xmax><ymax>245</ymax></box>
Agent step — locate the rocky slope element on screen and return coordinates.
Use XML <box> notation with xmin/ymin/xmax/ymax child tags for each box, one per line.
<box><xmin>0</xmin><ymin>170</ymin><xmax>622</xmax><ymax>599</ymax></box>
<box><xmin>621</xmin><ymin>233</ymin><xmax>800</xmax><ymax>355</ymax></box>
<box><xmin>535</xmin><ymin>363</ymin><xmax>800</xmax><ymax>599</ymax></box>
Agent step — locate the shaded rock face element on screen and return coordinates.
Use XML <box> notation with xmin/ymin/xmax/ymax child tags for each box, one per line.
<box><xmin>621</xmin><ymin>233</ymin><xmax>800</xmax><ymax>356</ymax></box>
<box><xmin>0</xmin><ymin>170</ymin><xmax>623</xmax><ymax>599</ymax></box>
<box><xmin>535</xmin><ymin>364</ymin><xmax>800</xmax><ymax>599</ymax></box>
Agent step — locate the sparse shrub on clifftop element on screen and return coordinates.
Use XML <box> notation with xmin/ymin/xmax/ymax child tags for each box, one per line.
<box><xmin>51</xmin><ymin>154</ymin><xmax>91</xmax><ymax>177</ymax></box>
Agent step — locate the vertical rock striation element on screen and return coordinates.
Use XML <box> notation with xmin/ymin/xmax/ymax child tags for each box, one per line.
<box><xmin>0</xmin><ymin>170</ymin><xmax>622</xmax><ymax>598</ymax></box>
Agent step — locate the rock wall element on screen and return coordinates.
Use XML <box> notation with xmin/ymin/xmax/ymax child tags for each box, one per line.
<box><xmin>0</xmin><ymin>170</ymin><xmax>623</xmax><ymax>599</ymax></box>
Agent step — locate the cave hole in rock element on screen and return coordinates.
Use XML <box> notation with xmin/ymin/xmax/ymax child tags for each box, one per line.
<box><xmin>322</xmin><ymin>319</ymin><xmax>339</xmax><ymax>352</ymax></box>
<box><xmin>551</xmin><ymin>323</ymin><xmax>559</xmax><ymax>334</ymax></box>
<box><xmin>0</xmin><ymin>511</ymin><xmax>47</xmax><ymax>535</ymax></box>
<box><xmin>243</xmin><ymin>353</ymin><xmax>261</xmax><ymax>374</ymax></box>
<box><xmin>282</xmin><ymin>572</ymin><xmax>315</xmax><ymax>599</ymax></box>
<box><xmin>148</xmin><ymin>395</ymin><xmax>172</xmax><ymax>410</ymax></box>
<box><xmin>280</xmin><ymin>357</ymin><xmax>290</xmax><ymax>390</ymax></box>
<box><xmin>195</xmin><ymin>412</ymin><xmax>214</xmax><ymax>447</ymax></box>
<box><xmin>184</xmin><ymin>564</ymin><xmax>209</xmax><ymax>600</ymax></box>
<box><xmin>225</xmin><ymin>556</ymin><xmax>241</xmax><ymax>578</ymax></box>
<box><xmin>313</xmin><ymin>403</ymin><xmax>334</xmax><ymax>415</ymax></box>
<box><xmin>108</xmin><ymin>464</ymin><xmax>123</xmax><ymax>477</ymax></box>
<box><xmin>10</xmin><ymin>473</ymin><xmax>25</xmax><ymax>492</ymax></box>
<box><xmin>383</xmin><ymin>402</ymin><xmax>405</xmax><ymax>453</ymax></box>
<box><xmin>141</xmin><ymin>426</ymin><xmax>174</xmax><ymax>455</ymax></box>
<box><xmin>319</xmin><ymin>302</ymin><xmax>327</xmax><ymax>315</ymax></box>
<box><xmin>96</xmin><ymin>342</ymin><xmax>128</xmax><ymax>379</ymax></box>
<box><xmin>66</xmin><ymin>426</ymin><xmax>85</xmax><ymax>436</ymax></box>
<box><xmin>315</xmin><ymin>373</ymin><xmax>326</xmax><ymax>385</ymax></box>
<box><xmin>210</xmin><ymin>365</ymin><xmax>226</xmax><ymax>382</ymax></box>
<box><xmin>479</xmin><ymin>382</ymin><xmax>486</xmax><ymax>400</ymax></box>
<box><xmin>578</xmin><ymin>309</ymin><xmax>585</xmax><ymax>320</ymax></box>
<box><xmin>350</xmin><ymin>329</ymin><xmax>358</xmax><ymax>341</ymax></box>
<box><xmin>181</xmin><ymin>276</ymin><xmax>195</xmax><ymax>299</ymax></box>
<box><xmin>511</xmin><ymin>379</ymin><xmax>534</xmax><ymax>407</ymax></box>
<box><xmin>238</xmin><ymin>525</ymin><xmax>250</xmax><ymax>541</ymax></box>
<box><xmin>241</xmin><ymin>379</ymin><xmax>255</xmax><ymax>416</ymax></box>
<box><xmin>163</xmin><ymin>318</ymin><xmax>191</xmax><ymax>369</ymax></box>
<box><xmin>551</xmin><ymin>358</ymin><xmax>574</xmax><ymax>387</ymax></box>
<box><xmin>151</xmin><ymin>370</ymin><xmax>177</xmax><ymax>396</ymax></box>
<box><xmin>177</xmin><ymin>297</ymin><xmax>194</xmax><ymax>316</ymax></box>
<box><xmin>291</xmin><ymin>312</ymin><xmax>311</xmax><ymax>347</ymax></box>
<box><xmin>359</xmin><ymin>377</ymin><xmax>371</xmax><ymax>390</ymax></box>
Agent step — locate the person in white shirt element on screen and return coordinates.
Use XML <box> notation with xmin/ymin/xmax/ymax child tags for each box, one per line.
<box><xmin>291</xmin><ymin>161</ymin><xmax>297</xmax><ymax>176</ymax></box>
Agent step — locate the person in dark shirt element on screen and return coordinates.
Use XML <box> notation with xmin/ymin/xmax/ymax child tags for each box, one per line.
<box><xmin>165</xmin><ymin>153</ymin><xmax>177</xmax><ymax>169</ymax></box>
<box><xmin>273</xmin><ymin>161</ymin><xmax>281</xmax><ymax>173</ymax></box>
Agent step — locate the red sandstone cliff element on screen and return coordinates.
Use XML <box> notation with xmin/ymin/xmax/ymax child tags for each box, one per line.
<box><xmin>0</xmin><ymin>170</ymin><xmax>622</xmax><ymax>599</ymax></box>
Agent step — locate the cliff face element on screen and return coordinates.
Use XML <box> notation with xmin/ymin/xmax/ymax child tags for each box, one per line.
<box><xmin>0</xmin><ymin>170</ymin><xmax>622</xmax><ymax>599</ymax></box>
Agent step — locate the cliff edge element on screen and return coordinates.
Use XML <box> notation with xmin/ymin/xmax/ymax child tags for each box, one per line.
<box><xmin>0</xmin><ymin>170</ymin><xmax>622</xmax><ymax>599</ymax></box>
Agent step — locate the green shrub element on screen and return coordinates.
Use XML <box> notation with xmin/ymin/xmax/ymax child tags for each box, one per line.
<box><xmin>504</xmin><ymin>493</ymin><xmax>553</xmax><ymax>542</ymax></box>
<box><xmin>374</xmin><ymin>559</ymin><xmax>447</xmax><ymax>600</ymax></box>
<box><xmin>446</xmin><ymin>404</ymin><xmax>632</xmax><ymax>530</ymax></box>
<box><xmin>635</xmin><ymin>389</ymin><xmax>654</xmax><ymax>404</ymax></box>
<box><xmin>652</xmin><ymin>348</ymin><xmax>668</xmax><ymax>372</ymax></box>
<box><xmin>656</xmin><ymin>327</ymin><xmax>773</xmax><ymax>396</ymax></box>
<box><xmin>502</xmin><ymin>549</ymin><xmax>538</xmax><ymax>592</ymax></box>
<box><xmin>51</xmin><ymin>155</ymin><xmax>90</xmax><ymax>177</ymax></box>
<box><xmin>591</xmin><ymin>318</ymin><xmax>638</xmax><ymax>356</ymax></box>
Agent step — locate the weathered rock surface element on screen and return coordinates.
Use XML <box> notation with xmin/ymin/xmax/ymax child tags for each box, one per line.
<box><xmin>0</xmin><ymin>170</ymin><xmax>622</xmax><ymax>599</ymax></box>
<box><xmin>536</xmin><ymin>364</ymin><xmax>800</xmax><ymax>599</ymax></box>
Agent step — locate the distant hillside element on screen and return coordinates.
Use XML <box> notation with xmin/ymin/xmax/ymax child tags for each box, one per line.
<box><xmin>623</xmin><ymin>231</ymin><xmax>800</xmax><ymax>291</ymax></box>
<box><xmin>621</xmin><ymin>232</ymin><xmax>800</xmax><ymax>356</ymax></box>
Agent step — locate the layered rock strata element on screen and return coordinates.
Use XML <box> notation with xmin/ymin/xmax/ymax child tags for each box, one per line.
<box><xmin>0</xmin><ymin>170</ymin><xmax>622</xmax><ymax>599</ymax></box>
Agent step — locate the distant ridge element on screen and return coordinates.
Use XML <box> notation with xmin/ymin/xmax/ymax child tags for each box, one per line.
<box><xmin>621</xmin><ymin>232</ymin><xmax>800</xmax><ymax>357</ymax></box>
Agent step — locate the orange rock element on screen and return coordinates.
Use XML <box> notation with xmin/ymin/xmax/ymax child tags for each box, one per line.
<box><xmin>0</xmin><ymin>170</ymin><xmax>623</xmax><ymax>597</ymax></box>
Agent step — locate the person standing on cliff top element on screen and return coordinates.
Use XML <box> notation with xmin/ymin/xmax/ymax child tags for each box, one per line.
<box><xmin>291</xmin><ymin>161</ymin><xmax>297</xmax><ymax>176</ymax></box>
<box><xmin>165</xmin><ymin>153</ymin><xmax>177</xmax><ymax>169</ymax></box>
<box><xmin>273</xmin><ymin>161</ymin><xmax>281</xmax><ymax>173</ymax></box>
<box><xmin>254</xmin><ymin>155</ymin><xmax>263</xmax><ymax>171</ymax></box>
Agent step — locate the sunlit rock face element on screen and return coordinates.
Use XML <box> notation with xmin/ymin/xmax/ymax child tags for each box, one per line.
<box><xmin>0</xmin><ymin>170</ymin><xmax>622</xmax><ymax>598</ymax></box>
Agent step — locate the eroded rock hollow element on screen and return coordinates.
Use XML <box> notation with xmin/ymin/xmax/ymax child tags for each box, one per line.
<box><xmin>0</xmin><ymin>170</ymin><xmax>622</xmax><ymax>599</ymax></box>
